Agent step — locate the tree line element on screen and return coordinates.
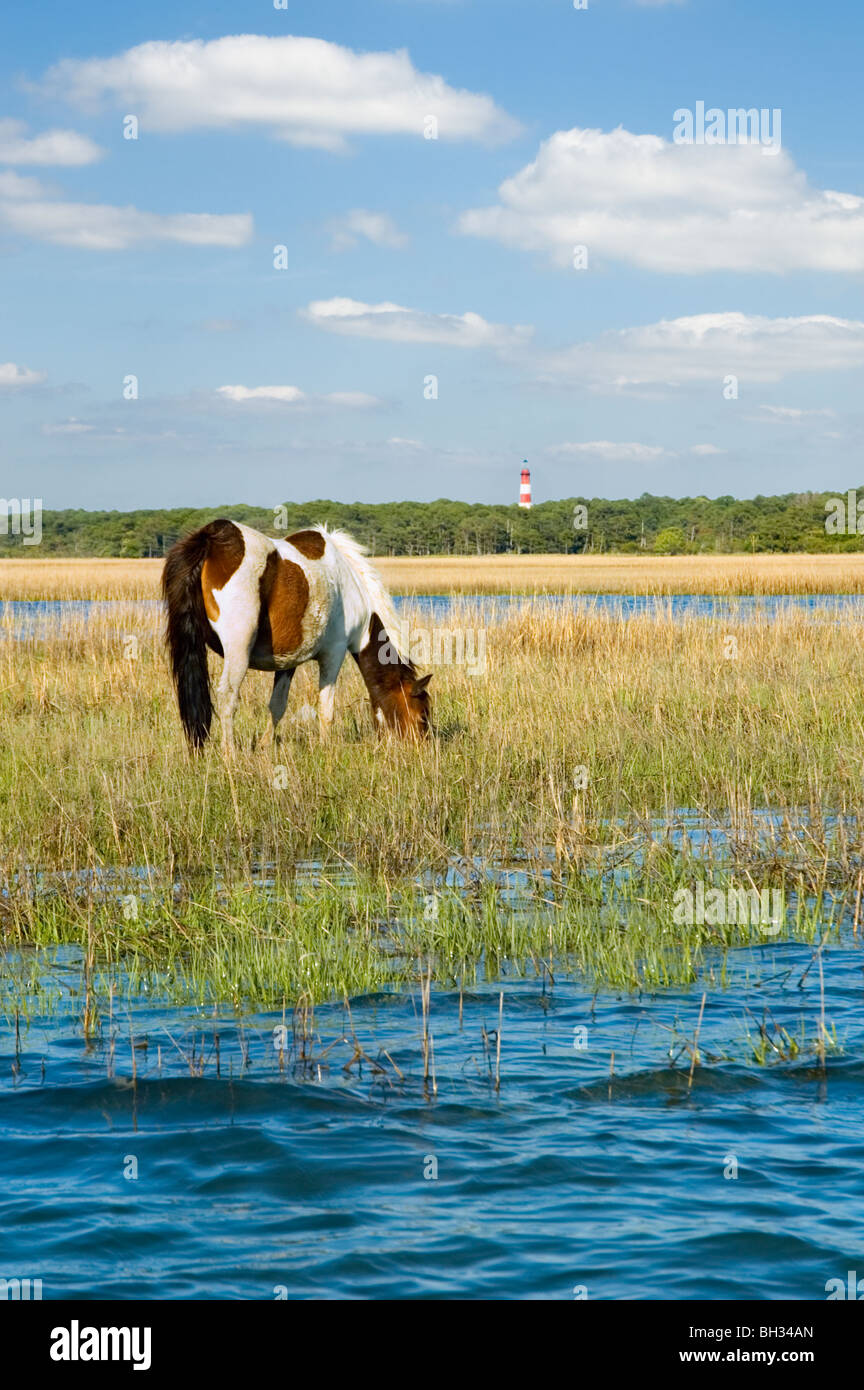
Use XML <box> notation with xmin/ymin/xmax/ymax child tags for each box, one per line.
<box><xmin>2</xmin><ymin>491</ymin><xmax>862</xmax><ymax>558</ymax></box>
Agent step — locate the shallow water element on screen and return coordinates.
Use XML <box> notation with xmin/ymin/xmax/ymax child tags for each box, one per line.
<box><xmin>2</xmin><ymin>939</ymin><xmax>863</xmax><ymax>1300</ymax></box>
<box><xmin>7</xmin><ymin>805</ymin><xmax>852</xmax><ymax>911</ymax></box>
<box><xmin>2</xmin><ymin>592</ymin><xmax>864</xmax><ymax>639</ymax></box>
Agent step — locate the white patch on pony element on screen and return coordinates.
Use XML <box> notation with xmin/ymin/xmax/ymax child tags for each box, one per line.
<box><xmin>375</xmin><ymin>707</ymin><xmax>386</xmax><ymax>726</ymax></box>
<box><xmin>313</xmin><ymin>525</ymin><xmax>410</xmax><ymax>663</ymax></box>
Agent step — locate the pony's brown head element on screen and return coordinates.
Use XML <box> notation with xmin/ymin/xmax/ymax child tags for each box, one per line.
<box><xmin>353</xmin><ymin>613</ymin><xmax>432</xmax><ymax>739</ymax></box>
<box><xmin>378</xmin><ymin>669</ymin><xmax>432</xmax><ymax>738</ymax></box>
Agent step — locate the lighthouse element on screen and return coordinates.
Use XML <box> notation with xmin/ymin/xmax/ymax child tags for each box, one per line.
<box><xmin>519</xmin><ymin>463</ymin><xmax>532</xmax><ymax>509</ymax></box>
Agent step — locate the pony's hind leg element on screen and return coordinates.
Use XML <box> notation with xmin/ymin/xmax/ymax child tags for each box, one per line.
<box><xmin>216</xmin><ymin>631</ymin><xmax>255</xmax><ymax>755</ymax></box>
<box><xmin>260</xmin><ymin>668</ymin><xmax>294</xmax><ymax>748</ymax></box>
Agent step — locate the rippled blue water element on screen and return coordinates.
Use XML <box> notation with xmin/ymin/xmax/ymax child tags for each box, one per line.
<box><xmin>2</xmin><ymin>940</ymin><xmax>863</xmax><ymax>1300</ymax></box>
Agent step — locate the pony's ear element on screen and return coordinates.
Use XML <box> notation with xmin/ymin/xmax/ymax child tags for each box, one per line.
<box><xmin>411</xmin><ymin>673</ymin><xmax>432</xmax><ymax>695</ymax></box>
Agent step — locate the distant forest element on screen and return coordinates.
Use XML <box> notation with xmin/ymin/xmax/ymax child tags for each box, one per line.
<box><xmin>2</xmin><ymin>491</ymin><xmax>862</xmax><ymax>558</ymax></box>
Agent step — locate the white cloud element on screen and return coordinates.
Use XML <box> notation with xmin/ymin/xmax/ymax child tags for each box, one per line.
<box><xmin>0</xmin><ymin>118</ymin><xmax>103</xmax><ymax>166</ymax></box>
<box><xmin>0</xmin><ymin>199</ymin><xmax>252</xmax><ymax>249</ymax></box>
<box><xmin>539</xmin><ymin>312</ymin><xmax>864</xmax><ymax>391</ymax></box>
<box><xmin>201</xmin><ymin>318</ymin><xmax>244</xmax><ymax>333</ymax></box>
<box><xmin>757</xmin><ymin>404</ymin><xmax>836</xmax><ymax>421</ymax></box>
<box><xmin>329</xmin><ymin>209</ymin><xmax>408</xmax><ymax>251</ymax></box>
<box><xmin>0</xmin><ymin>362</ymin><xmax>46</xmax><ymax>387</ymax></box>
<box><xmin>301</xmin><ymin>297</ymin><xmax>532</xmax><ymax>348</ymax></box>
<box><xmin>42</xmin><ymin>418</ymin><xmax>96</xmax><ymax>435</ymax></box>
<box><xmin>218</xmin><ymin>385</ymin><xmax>306</xmax><ymax>404</ymax></box>
<box><xmin>0</xmin><ymin>154</ymin><xmax>250</xmax><ymax>251</ymax></box>
<box><xmin>217</xmin><ymin>384</ymin><xmax>381</xmax><ymax>408</ymax></box>
<box><xmin>42</xmin><ymin>35</ymin><xmax>518</xmax><ymax>151</ymax></box>
<box><xmin>324</xmin><ymin>391</ymin><xmax>381</xmax><ymax>408</ymax></box>
<box><xmin>548</xmin><ymin>439</ymin><xmax>725</xmax><ymax>461</ymax></box>
<box><xmin>459</xmin><ymin>125</ymin><xmax>864</xmax><ymax>273</ymax></box>
<box><xmin>43</xmin><ymin>422</ymin><xmax>183</xmax><ymax>444</ymax></box>
<box><xmin>547</xmin><ymin>440</ymin><xmax>667</xmax><ymax>461</ymax></box>
<box><xmin>0</xmin><ymin>170</ymin><xmax>49</xmax><ymax>199</ymax></box>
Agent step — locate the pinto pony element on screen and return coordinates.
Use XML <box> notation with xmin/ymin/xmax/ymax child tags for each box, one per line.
<box><xmin>162</xmin><ymin>519</ymin><xmax>431</xmax><ymax>751</ymax></box>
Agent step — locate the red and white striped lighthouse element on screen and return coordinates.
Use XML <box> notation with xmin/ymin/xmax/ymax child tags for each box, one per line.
<box><xmin>519</xmin><ymin>463</ymin><xmax>532</xmax><ymax>509</ymax></box>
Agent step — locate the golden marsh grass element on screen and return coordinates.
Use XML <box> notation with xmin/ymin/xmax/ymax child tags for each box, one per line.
<box><xmin>0</xmin><ymin>606</ymin><xmax>861</xmax><ymax>880</ymax></box>
<box><xmin>1</xmin><ymin>599</ymin><xmax>862</xmax><ymax>862</ymax></box>
<box><xmin>4</xmin><ymin>550</ymin><xmax>864</xmax><ymax>599</ymax></box>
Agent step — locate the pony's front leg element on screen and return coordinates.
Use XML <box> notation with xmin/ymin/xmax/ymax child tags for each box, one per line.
<box><xmin>317</xmin><ymin>648</ymin><xmax>345</xmax><ymax>740</ymax></box>
<box><xmin>260</xmin><ymin>668</ymin><xmax>294</xmax><ymax>748</ymax></box>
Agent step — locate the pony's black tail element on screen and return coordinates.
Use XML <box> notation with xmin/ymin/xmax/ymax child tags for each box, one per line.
<box><xmin>162</xmin><ymin>524</ymin><xmax>221</xmax><ymax>748</ymax></box>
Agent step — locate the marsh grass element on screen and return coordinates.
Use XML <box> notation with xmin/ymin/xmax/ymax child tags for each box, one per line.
<box><xmin>5</xmin><ymin>551</ymin><xmax>864</xmax><ymax>598</ymax></box>
<box><xmin>743</xmin><ymin>1010</ymin><xmax>841</xmax><ymax>1066</ymax></box>
<box><xmin>0</xmin><ymin>559</ymin><xmax>159</xmax><ymax>601</ymax></box>
<box><xmin>1</xmin><ymin>598</ymin><xmax>863</xmax><ymax>1009</ymax></box>
<box><xmin>378</xmin><ymin>552</ymin><xmax>864</xmax><ymax>597</ymax></box>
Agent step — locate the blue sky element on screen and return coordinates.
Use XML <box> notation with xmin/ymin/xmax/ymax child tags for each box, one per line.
<box><xmin>1</xmin><ymin>0</ymin><xmax>863</xmax><ymax>508</ymax></box>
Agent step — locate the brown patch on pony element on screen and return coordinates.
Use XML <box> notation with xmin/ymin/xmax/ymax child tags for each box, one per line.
<box><xmin>257</xmin><ymin>550</ymin><xmax>310</xmax><ymax>657</ymax></box>
<box><xmin>200</xmin><ymin>519</ymin><xmax>245</xmax><ymax>620</ymax></box>
<box><xmin>352</xmin><ymin>612</ymin><xmax>431</xmax><ymax>738</ymax></box>
<box><xmin>287</xmin><ymin>529</ymin><xmax>326</xmax><ymax>560</ymax></box>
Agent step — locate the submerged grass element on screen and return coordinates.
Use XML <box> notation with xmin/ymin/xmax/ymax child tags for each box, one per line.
<box><xmin>1</xmin><ymin>597</ymin><xmax>863</xmax><ymax>1009</ymax></box>
<box><xmin>0</xmin><ymin>875</ymin><xmax>848</xmax><ymax>1018</ymax></box>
